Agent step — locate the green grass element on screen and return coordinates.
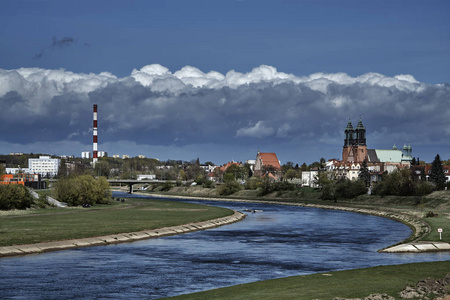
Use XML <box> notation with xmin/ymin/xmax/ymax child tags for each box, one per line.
<box><xmin>166</xmin><ymin>261</ymin><xmax>450</xmax><ymax>300</ymax></box>
<box><xmin>0</xmin><ymin>198</ymin><xmax>233</xmax><ymax>246</ymax></box>
<box><xmin>423</xmin><ymin>215</ymin><xmax>450</xmax><ymax>243</ymax></box>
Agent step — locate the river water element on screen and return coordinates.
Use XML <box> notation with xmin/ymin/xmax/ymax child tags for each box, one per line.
<box><xmin>1</xmin><ymin>193</ymin><xmax>449</xmax><ymax>299</ymax></box>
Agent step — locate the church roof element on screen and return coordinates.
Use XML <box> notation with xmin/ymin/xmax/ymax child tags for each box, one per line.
<box><xmin>258</xmin><ymin>152</ymin><xmax>281</xmax><ymax>170</ymax></box>
<box><xmin>356</xmin><ymin>118</ymin><xmax>365</xmax><ymax>130</ymax></box>
<box><xmin>373</xmin><ymin>149</ymin><xmax>403</xmax><ymax>163</ymax></box>
<box><xmin>345</xmin><ymin>119</ymin><xmax>354</xmax><ymax>132</ymax></box>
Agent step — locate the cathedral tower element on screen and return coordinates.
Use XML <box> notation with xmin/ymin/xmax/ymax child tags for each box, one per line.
<box><xmin>342</xmin><ymin>118</ymin><xmax>367</xmax><ymax>163</ymax></box>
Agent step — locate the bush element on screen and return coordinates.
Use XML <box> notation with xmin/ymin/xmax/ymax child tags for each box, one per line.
<box><xmin>159</xmin><ymin>181</ymin><xmax>173</xmax><ymax>192</ymax></box>
<box><xmin>0</xmin><ymin>184</ymin><xmax>34</xmax><ymax>210</ymax></box>
<box><xmin>372</xmin><ymin>169</ymin><xmax>435</xmax><ymax>197</ymax></box>
<box><xmin>203</xmin><ymin>180</ymin><xmax>215</xmax><ymax>188</ymax></box>
<box><xmin>416</xmin><ymin>181</ymin><xmax>434</xmax><ymax>196</ymax></box>
<box><xmin>257</xmin><ymin>177</ymin><xmax>273</xmax><ymax>196</ymax></box>
<box><xmin>320</xmin><ymin>182</ymin><xmax>336</xmax><ymax>200</ymax></box>
<box><xmin>425</xmin><ymin>211</ymin><xmax>439</xmax><ymax>218</ymax></box>
<box><xmin>244</xmin><ymin>177</ymin><xmax>261</xmax><ymax>190</ymax></box>
<box><xmin>335</xmin><ymin>179</ymin><xmax>367</xmax><ymax>199</ymax></box>
<box><xmin>36</xmin><ymin>192</ymin><xmax>50</xmax><ymax>208</ymax></box>
<box><xmin>53</xmin><ymin>175</ymin><xmax>111</xmax><ymax>206</ymax></box>
<box><xmin>218</xmin><ymin>181</ymin><xmax>242</xmax><ymax>196</ymax></box>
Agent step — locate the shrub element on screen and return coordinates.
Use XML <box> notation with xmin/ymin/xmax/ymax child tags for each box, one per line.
<box><xmin>416</xmin><ymin>181</ymin><xmax>434</xmax><ymax>196</ymax></box>
<box><xmin>160</xmin><ymin>181</ymin><xmax>173</xmax><ymax>192</ymax></box>
<box><xmin>320</xmin><ymin>182</ymin><xmax>336</xmax><ymax>200</ymax></box>
<box><xmin>0</xmin><ymin>184</ymin><xmax>34</xmax><ymax>210</ymax></box>
<box><xmin>425</xmin><ymin>211</ymin><xmax>438</xmax><ymax>218</ymax></box>
<box><xmin>257</xmin><ymin>177</ymin><xmax>273</xmax><ymax>196</ymax></box>
<box><xmin>36</xmin><ymin>192</ymin><xmax>49</xmax><ymax>208</ymax></box>
<box><xmin>335</xmin><ymin>179</ymin><xmax>367</xmax><ymax>199</ymax></box>
<box><xmin>203</xmin><ymin>180</ymin><xmax>215</xmax><ymax>188</ymax></box>
<box><xmin>218</xmin><ymin>181</ymin><xmax>242</xmax><ymax>196</ymax></box>
<box><xmin>244</xmin><ymin>177</ymin><xmax>261</xmax><ymax>190</ymax></box>
<box><xmin>53</xmin><ymin>175</ymin><xmax>111</xmax><ymax>206</ymax></box>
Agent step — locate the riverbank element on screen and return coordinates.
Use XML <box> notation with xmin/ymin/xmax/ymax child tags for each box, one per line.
<box><xmin>165</xmin><ymin>261</ymin><xmax>450</xmax><ymax>300</ymax></box>
<box><xmin>143</xmin><ymin>191</ymin><xmax>450</xmax><ymax>253</ymax></box>
<box><xmin>0</xmin><ymin>196</ymin><xmax>245</xmax><ymax>257</ymax></box>
<box><xmin>0</xmin><ymin>210</ymin><xmax>245</xmax><ymax>257</ymax></box>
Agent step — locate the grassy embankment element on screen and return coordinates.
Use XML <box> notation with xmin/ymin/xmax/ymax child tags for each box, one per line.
<box><xmin>142</xmin><ymin>185</ymin><xmax>450</xmax><ymax>243</ymax></box>
<box><xmin>0</xmin><ymin>197</ymin><xmax>233</xmax><ymax>247</ymax></box>
<box><xmin>165</xmin><ymin>261</ymin><xmax>450</xmax><ymax>300</ymax></box>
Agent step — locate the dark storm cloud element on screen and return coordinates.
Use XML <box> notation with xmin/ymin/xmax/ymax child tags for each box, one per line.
<box><xmin>33</xmin><ymin>36</ymin><xmax>75</xmax><ymax>59</ymax></box>
<box><xmin>0</xmin><ymin>65</ymin><xmax>449</xmax><ymax>162</ymax></box>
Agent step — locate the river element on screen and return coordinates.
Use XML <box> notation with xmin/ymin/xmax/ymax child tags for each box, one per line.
<box><xmin>1</xmin><ymin>193</ymin><xmax>449</xmax><ymax>299</ymax></box>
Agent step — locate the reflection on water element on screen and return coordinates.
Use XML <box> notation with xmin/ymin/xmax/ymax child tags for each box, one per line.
<box><xmin>1</xmin><ymin>193</ymin><xmax>449</xmax><ymax>299</ymax></box>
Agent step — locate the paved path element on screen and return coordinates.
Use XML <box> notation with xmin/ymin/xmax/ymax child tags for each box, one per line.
<box><xmin>0</xmin><ymin>211</ymin><xmax>246</xmax><ymax>258</ymax></box>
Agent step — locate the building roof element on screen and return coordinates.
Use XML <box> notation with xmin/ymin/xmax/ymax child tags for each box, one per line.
<box><xmin>217</xmin><ymin>161</ymin><xmax>241</xmax><ymax>172</ymax></box>
<box><xmin>367</xmin><ymin>149</ymin><xmax>379</xmax><ymax>162</ymax></box>
<box><xmin>356</xmin><ymin>118</ymin><xmax>365</xmax><ymax>130</ymax></box>
<box><xmin>259</xmin><ymin>153</ymin><xmax>281</xmax><ymax>170</ymax></box>
<box><xmin>373</xmin><ymin>149</ymin><xmax>403</xmax><ymax>163</ymax></box>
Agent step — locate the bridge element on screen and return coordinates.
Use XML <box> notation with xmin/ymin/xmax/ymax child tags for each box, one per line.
<box><xmin>107</xmin><ymin>179</ymin><xmax>180</xmax><ymax>193</ymax></box>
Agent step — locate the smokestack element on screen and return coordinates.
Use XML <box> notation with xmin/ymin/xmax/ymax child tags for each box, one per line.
<box><xmin>93</xmin><ymin>104</ymin><xmax>98</xmax><ymax>166</ymax></box>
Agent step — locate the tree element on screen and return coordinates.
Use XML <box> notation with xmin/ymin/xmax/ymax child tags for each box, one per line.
<box><xmin>94</xmin><ymin>160</ymin><xmax>110</xmax><ymax>178</ymax></box>
<box><xmin>372</xmin><ymin>169</ymin><xmax>415</xmax><ymax>196</ymax></box>
<box><xmin>285</xmin><ymin>169</ymin><xmax>297</xmax><ymax>180</ymax></box>
<box><xmin>430</xmin><ymin>154</ymin><xmax>446</xmax><ymax>190</ymax></box>
<box><xmin>0</xmin><ymin>184</ymin><xmax>34</xmax><ymax>210</ymax></box>
<box><xmin>358</xmin><ymin>159</ymin><xmax>370</xmax><ymax>187</ymax></box>
<box><xmin>53</xmin><ymin>175</ymin><xmax>111</xmax><ymax>206</ymax></box>
<box><xmin>300</xmin><ymin>163</ymin><xmax>308</xmax><ymax>171</ymax></box>
<box><xmin>281</xmin><ymin>161</ymin><xmax>294</xmax><ymax>173</ymax></box>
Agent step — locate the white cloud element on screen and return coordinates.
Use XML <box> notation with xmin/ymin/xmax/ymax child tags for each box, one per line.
<box><xmin>236</xmin><ymin>121</ymin><xmax>275</xmax><ymax>138</ymax></box>
<box><xmin>0</xmin><ymin>63</ymin><xmax>448</xmax><ymax>163</ymax></box>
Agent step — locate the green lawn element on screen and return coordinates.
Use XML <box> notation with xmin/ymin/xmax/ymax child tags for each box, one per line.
<box><xmin>165</xmin><ymin>261</ymin><xmax>450</xmax><ymax>300</ymax></box>
<box><xmin>423</xmin><ymin>215</ymin><xmax>450</xmax><ymax>243</ymax></box>
<box><xmin>0</xmin><ymin>198</ymin><xmax>233</xmax><ymax>246</ymax></box>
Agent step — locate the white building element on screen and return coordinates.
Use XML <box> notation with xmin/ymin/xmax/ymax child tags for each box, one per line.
<box><xmin>6</xmin><ymin>168</ymin><xmax>30</xmax><ymax>174</ymax></box>
<box><xmin>137</xmin><ymin>174</ymin><xmax>156</xmax><ymax>180</ymax></box>
<box><xmin>302</xmin><ymin>169</ymin><xmax>319</xmax><ymax>188</ymax></box>
<box><xmin>82</xmin><ymin>151</ymin><xmax>90</xmax><ymax>159</ymax></box>
<box><xmin>28</xmin><ymin>156</ymin><xmax>60</xmax><ymax>178</ymax></box>
<box><xmin>98</xmin><ymin>151</ymin><xmax>108</xmax><ymax>158</ymax></box>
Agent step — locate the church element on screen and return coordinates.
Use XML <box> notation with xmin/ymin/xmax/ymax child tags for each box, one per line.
<box><xmin>325</xmin><ymin>118</ymin><xmax>413</xmax><ymax>183</ymax></box>
<box><xmin>341</xmin><ymin>118</ymin><xmax>412</xmax><ymax>166</ymax></box>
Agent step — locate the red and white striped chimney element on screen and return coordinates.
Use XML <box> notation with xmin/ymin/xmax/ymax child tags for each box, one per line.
<box><xmin>93</xmin><ymin>104</ymin><xmax>98</xmax><ymax>166</ymax></box>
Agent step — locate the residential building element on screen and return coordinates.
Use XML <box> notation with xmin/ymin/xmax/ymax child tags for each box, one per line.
<box><xmin>301</xmin><ymin>169</ymin><xmax>319</xmax><ymax>188</ymax></box>
<box><xmin>6</xmin><ymin>168</ymin><xmax>30</xmax><ymax>174</ymax></box>
<box><xmin>28</xmin><ymin>156</ymin><xmax>60</xmax><ymax>178</ymax></box>
<box><xmin>82</xmin><ymin>151</ymin><xmax>90</xmax><ymax>159</ymax></box>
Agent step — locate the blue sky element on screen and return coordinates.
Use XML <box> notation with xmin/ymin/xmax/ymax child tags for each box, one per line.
<box><xmin>1</xmin><ymin>0</ymin><xmax>450</xmax><ymax>165</ymax></box>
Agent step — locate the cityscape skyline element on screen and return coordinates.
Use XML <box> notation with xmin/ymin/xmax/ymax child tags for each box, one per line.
<box><xmin>1</xmin><ymin>1</ymin><xmax>449</xmax><ymax>164</ymax></box>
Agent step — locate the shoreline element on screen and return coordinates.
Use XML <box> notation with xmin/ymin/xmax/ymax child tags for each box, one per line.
<box><xmin>0</xmin><ymin>210</ymin><xmax>246</xmax><ymax>258</ymax></box>
<box><xmin>145</xmin><ymin>192</ymin><xmax>450</xmax><ymax>253</ymax></box>
<box><xmin>1</xmin><ymin>192</ymin><xmax>449</xmax><ymax>257</ymax></box>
